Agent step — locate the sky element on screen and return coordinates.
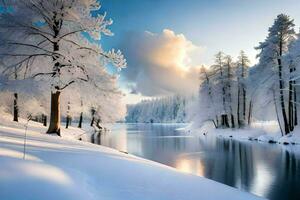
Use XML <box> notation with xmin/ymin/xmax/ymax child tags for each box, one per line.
<box><xmin>98</xmin><ymin>0</ymin><xmax>300</xmax><ymax>104</ymax></box>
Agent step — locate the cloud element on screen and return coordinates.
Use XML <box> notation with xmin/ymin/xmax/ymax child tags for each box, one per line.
<box><xmin>120</xmin><ymin>29</ymin><xmax>203</xmax><ymax>96</ymax></box>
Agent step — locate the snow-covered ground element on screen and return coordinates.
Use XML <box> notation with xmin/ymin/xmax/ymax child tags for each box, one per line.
<box><xmin>187</xmin><ymin>121</ymin><xmax>300</xmax><ymax>145</ymax></box>
<box><xmin>0</xmin><ymin>115</ymin><xmax>264</xmax><ymax>200</ymax></box>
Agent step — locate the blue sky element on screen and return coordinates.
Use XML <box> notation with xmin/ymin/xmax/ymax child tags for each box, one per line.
<box><xmin>98</xmin><ymin>0</ymin><xmax>300</xmax><ymax>104</ymax></box>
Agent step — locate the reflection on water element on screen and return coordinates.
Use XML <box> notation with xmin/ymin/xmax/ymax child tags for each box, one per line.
<box><xmin>90</xmin><ymin>123</ymin><xmax>300</xmax><ymax>200</ymax></box>
<box><xmin>175</xmin><ymin>158</ymin><xmax>205</xmax><ymax>176</ymax></box>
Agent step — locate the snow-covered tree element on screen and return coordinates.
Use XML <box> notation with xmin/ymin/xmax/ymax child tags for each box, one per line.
<box><xmin>236</xmin><ymin>51</ymin><xmax>250</xmax><ymax>127</ymax></box>
<box><xmin>0</xmin><ymin>0</ymin><xmax>126</xmax><ymax>135</ymax></box>
<box><xmin>0</xmin><ymin>77</ymin><xmax>49</xmax><ymax>120</ymax></box>
<box><xmin>224</xmin><ymin>55</ymin><xmax>236</xmax><ymax>128</ymax></box>
<box><xmin>196</xmin><ymin>66</ymin><xmax>218</xmax><ymax>127</ymax></box>
<box><xmin>285</xmin><ymin>30</ymin><xmax>300</xmax><ymax>131</ymax></box>
<box><xmin>255</xmin><ymin>14</ymin><xmax>296</xmax><ymax>134</ymax></box>
<box><xmin>210</xmin><ymin>52</ymin><xmax>231</xmax><ymax>127</ymax></box>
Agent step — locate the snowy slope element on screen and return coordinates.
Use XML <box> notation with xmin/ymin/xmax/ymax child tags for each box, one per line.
<box><xmin>0</xmin><ymin>117</ymin><xmax>264</xmax><ymax>200</ymax></box>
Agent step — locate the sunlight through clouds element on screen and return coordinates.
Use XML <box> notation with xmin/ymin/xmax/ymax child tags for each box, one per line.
<box><xmin>120</xmin><ymin>29</ymin><xmax>204</xmax><ymax>96</ymax></box>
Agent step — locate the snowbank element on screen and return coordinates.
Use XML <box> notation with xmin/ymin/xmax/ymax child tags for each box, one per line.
<box><xmin>0</xmin><ymin>116</ymin><xmax>264</xmax><ymax>200</ymax></box>
<box><xmin>188</xmin><ymin>120</ymin><xmax>300</xmax><ymax>145</ymax></box>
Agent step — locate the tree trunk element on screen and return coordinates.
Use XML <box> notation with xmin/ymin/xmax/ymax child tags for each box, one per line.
<box><xmin>90</xmin><ymin>107</ymin><xmax>96</xmax><ymax>127</ymax></box>
<box><xmin>278</xmin><ymin>57</ymin><xmax>290</xmax><ymax>134</ymax></box>
<box><xmin>241</xmin><ymin>60</ymin><xmax>247</xmax><ymax>124</ymax></box>
<box><xmin>78</xmin><ymin>112</ymin><xmax>83</xmax><ymax>128</ymax></box>
<box><xmin>288</xmin><ymin>79</ymin><xmax>294</xmax><ymax>131</ymax></box>
<box><xmin>273</xmin><ymin>90</ymin><xmax>284</xmax><ymax>136</ymax></box>
<box><xmin>225</xmin><ymin>115</ymin><xmax>229</xmax><ymax>128</ymax></box>
<box><xmin>13</xmin><ymin>93</ymin><xmax>18</xmax><ymax>122</ymax></box>
<box><xmin>221</xmin><ymin>114</ymin><xmax>229</xmax><ymax>128</ymax></box>
<box><xmin>42</xmin><ymin>114</ymin><xmax>47</xmax><ymax>126</ymax></box>
<box><xmin>96</xmin><ymin>119</ymin><xmax>103</xmax><ymax>130</ymax></box>
<box><xmin>231</xmin><ymin>114</ymin><xmax>235</xmax><ymax>128</ymax></box>
<box><xmin>47</xmin><ymin>91</ymin><xmax>61</xmax><ymax>136</ymax></box>
<box><xmin>248</xmin><ymin>100</ymin><xmax>252</xmax><ymax>125</ymax></box>
<box><xmin>47</xmin><ymin>16</ymin><xmax>62</xmax><ymax>136</ymax></box>
<box><xmin>211</xmin><ymin>119</ymin><xmax>217</xmax><ymax>128</ymax></box>
<box><xmin>237</xmin><ymin>86</ymin><xmax>241</xmax><ymax>128</ymax></box>
<box><xmin>288</xmin><ymin>62</ymin><xmax>295</xmax><ymax>132</ymax></box>
<box><xmin>90</xmin><ymin>117</ymin><xmax>95</xmax><ymax>127</ymax></box>
<box><xmin>91</xmin><ymin>133</ymin><xmax>95</xmax><ymax>144</ymax></box>
<box><xmin>66</xmin><ymin>116</ymin><xmax>70</xmax><ymax>129</ymax></box>
<box><xmin>242</xmin><ymin>87</ymin><xmax>246</xmax><ymax>124</ymax></box>
<box><xmin>294</xmin><ymin>83</ymin><xmax>298</xmax><ymax>126</ymax></box>
<box><xmin>97</xmin><ymin>131</ymin><xmax>101</xmax><ymax>145</ymax></box>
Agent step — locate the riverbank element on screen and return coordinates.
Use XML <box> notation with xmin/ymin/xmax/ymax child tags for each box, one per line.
<box><xmin>187</xmin><ymin>121</ymin><xmax>300</xmax><ymax>145</ymax></box>
<box><xmin>0</xmin><ymin>115</ymin><xmax>264</xmax><ymax>200</ymax></box>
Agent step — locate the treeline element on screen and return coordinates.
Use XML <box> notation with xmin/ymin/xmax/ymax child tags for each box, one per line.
<box><xmin>126</xmin><ymin>95</ymin><xmax>190</xmax><ymax>123</ymax></box>
<box><xmin>197</xmin><ymin>14</ymin><xmax>300</xmax><ymax>136</ymax></box>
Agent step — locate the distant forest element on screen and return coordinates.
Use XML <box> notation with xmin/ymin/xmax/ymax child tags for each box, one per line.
<box><xmin>126</xmin><ymin>96</ymin><xmax>191</xmax><ymax>123</ymax></box>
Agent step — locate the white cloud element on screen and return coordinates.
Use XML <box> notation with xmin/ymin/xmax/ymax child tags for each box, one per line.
<box><xmin>120</xmin><ymin>29</ymin><xmax>204</xmax><ymax>96</ymax></box>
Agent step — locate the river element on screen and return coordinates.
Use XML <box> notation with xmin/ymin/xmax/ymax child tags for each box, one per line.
<box><xmin>90</xmin><ymin>123</ymin><xmax>300</xmax><ymax>200</ymax></box>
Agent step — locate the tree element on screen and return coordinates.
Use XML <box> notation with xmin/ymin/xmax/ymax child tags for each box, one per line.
<box><xmin>211</xmin><ymin>52</ymin><xmax>230</xmax><ymax>127</ymax></box>
<box><xmin>78</xmin><ymin>99</ymin><xmax>83</xmax><ymax>128</ymax></box>
<box><xmin>224</xmin><ymin>55</ymin><xmax>235</xmax><ymax>128</ymax></box>
<box><xmin>0</xmin><ymin>56</ymin><xmax>30</xmax><ymax>122</ymax></box>
<box><xmin>198</xmin><ymin>66</ymin><xmax>218</xmax><ymax>127</ymax></box>
<box><xmin>65</xmin><ymin>101</ymin><xmax>71</xmax><ymax>129</ymax></box>
<box><xmin>286</xmin><ymin>31</ymin><xmax>300</xmax><ymax>130</ymax></box>
<box><xmin>0</xmin><ymin>77</ymin><xmax>49</xmax><ymax>120</ymax></box>
<box><xmin>255</xmin><ymin>14</ymin><xmax>296</xmax><ymax>135</ymax></box>
<box><xmin>12</xmin><ymin>67</ymin><xmax>19</xmax><ymax>122</ymax></box>
<box><xmin>236</xmin><ymin>51</ymin><xmax>250</xmax><ymax>127</ymax></box>
<box><xmin>0</xmin><ymin>0</ymin><xmax>126</xmax><ymax>135</ymax></box>
<box><xmin>90</xmin><ymin>107</ymin><xmax>96</xmax><ymax>126</ymax></box>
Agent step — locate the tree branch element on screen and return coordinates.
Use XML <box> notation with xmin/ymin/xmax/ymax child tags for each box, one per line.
<box><xmin>32</xmin><ymin>72</ymin><xmax>56</xmax><ymax>78</ymax></box>
<box><xmin>60</xmin><ymin>76</ymin><xmax>89</xmax><ymax>90</ymax></box>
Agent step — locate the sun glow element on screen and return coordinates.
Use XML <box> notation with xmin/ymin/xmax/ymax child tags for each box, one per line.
<box><xmin>175</xmin><ymin>158</ymin><xmax>205</xmax><ymax>177</ymax></box>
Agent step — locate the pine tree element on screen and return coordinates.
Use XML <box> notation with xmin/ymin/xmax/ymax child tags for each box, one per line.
<box><xmin>256</xmin><ymin>14</ymin><xmax>296</xmax><ymax>135</ymax></box>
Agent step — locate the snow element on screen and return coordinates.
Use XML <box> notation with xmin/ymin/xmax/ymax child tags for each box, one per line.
<box><xmin>187</xmin><ymin>120</ymin><xmax>300</xmax><ymax>145</ymax></box>
<box><xmin>0</xmin><ymin>115</ymin><xmax>264</xmax><ymax>200</ymax></box>
<box><xmin>278</xmin><ymin>128</ymin><xmax>300</xmax><ymax>145</ymax></box>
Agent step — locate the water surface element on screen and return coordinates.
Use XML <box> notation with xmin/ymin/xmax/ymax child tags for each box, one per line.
<box><xmin>90</xmin><ymin>123</ymin><xmax>300</xmax><ymax>200</ymax></box>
